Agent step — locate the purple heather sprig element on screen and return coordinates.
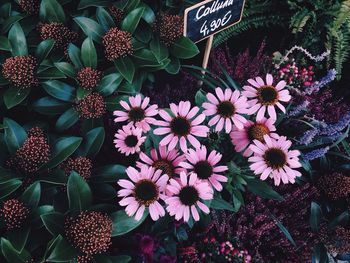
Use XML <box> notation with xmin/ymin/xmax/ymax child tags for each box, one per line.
<box><xmin>299</xmin><ymin>128</ymin><xmax>318</xmax><ymax>145</ymax></box>
<box><xmin>318</xmin><ymin>111</ymin><xmax>350</xmax><ymax>136</ymax></box>
<box><xmin>305</xmin><ymin>69</ymin><xmax>337</xmax><ymax>95</ymax></box>
<box><xmin>303</xmin><ymin>147</ymin><xmax>330</xmax><ymax>161</ymax></box>
<box><xmin>287</xmin><ymin>101</ymin><xmax>309</xmax><ymax>117</ymax></box>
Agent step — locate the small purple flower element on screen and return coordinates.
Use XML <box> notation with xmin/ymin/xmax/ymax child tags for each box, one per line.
<box><xmin>319</xmin><ymin>111</ymin><xmax>350</xmax><ymax>136</ymax></box>
<box><xmin>303</xmin><ymin>147</ymin><xmax>330</xmax><ymax>161</ymax></box>
<box><xmin>299</xmin><ymin>128</ymin><xmax>318</xmax><ymax>145</ymax></box>
<box><xmin>305</xmin><ymin>69</ymin><xmax>337</xmax><ymax>95</ymax></box>
<box><xmin>288</xmin><ymin>101</ymin><xmax>309</xmax><ymax>117</ymax></box>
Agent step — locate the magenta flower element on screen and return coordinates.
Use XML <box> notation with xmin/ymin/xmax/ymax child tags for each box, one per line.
<box><xmin>153</xmin><ymin>101</ymin><xmax>209</xmax><ymax>153</ymax></box>
<box><xmin>179</xmin><ymin>145</ymin><xmax>228</xmax><ymax>191</ymax></box>
<box><xmin>243</xmin><ymin>74</ymin><xmax>291</xmax><ymax>121</ymax></box>
<box><xmin>248</xmin><ymin>135</ymin><xmax>302</xmax><ymax>185</ymax></box>
<box><xmin>117</xmin><ymin>166</ymin><xmax>168</xmax><ymax>221</ymax></box>
<box><xmin>202</xmin><ymin>88</ymin><xmax>249</xmax><ymax>133</ymax></box>
<box><xmin>165</xmin><ymin>172</ymin><xmax>213</xmax><ymax>222</ymax></box>
<box><xmin>136</xmin><ymin>146</ymin><xmax>185</xmax><ymax>178</ymax></box>
<box><xmin>114</xmin><ymin>124</ymin><xmax>146</xmax><ymax>156</ymax></box>
<box><xmin>230</xmin><ymin>117</ymin><xmax>278</xmax><ymax>157</ymax></box>
<box><xmin>113</xmin><ymin>95</ymin><xmax>158</xmax><ymax>132</ymax></box>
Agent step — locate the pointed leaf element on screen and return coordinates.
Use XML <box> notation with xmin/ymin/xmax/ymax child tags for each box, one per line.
<box><xmin>67</xmin><ymin>171</ymin><xmax>92</xmax><ymax>213</ymax></box>
<box><xmin>42</xmin><ymin>80</ymin><xmax>75</xmax><ymax>102</ymax></box>
<box><xmin>55</xmin><ymin>108</ymin><xmax>79</xmax><ymax>132</ymax></box>
<box><xmin>111</xmin><ymin>210</ymin><xmax>148</xmax><ymax>236</ymax></box>
<box><xmin>0</xmin><ymin>179</ymin><xmax>22</xmax><ymax>199</ymax></box>
<box><xmin>4</xmin><ymin>86</ymin><xmax>31</xmax><ymax>109</ymax></box>
<box><xmin>3</xmin><ymin>117</ymin><xmax>27</xmax><ymax>155</ymax></box>
<box><xmin>81</xmin><ymin>37</ymin><xmax>97</xmax><ymax>68</ymax></box>
<box><xmin>81</xmin><ymin>127</ymin><xmax>105</xmax><ymax>157</ymax></box>
<box><xmin>67</xmin><ymin>43</ymin><xmax>83</xmax><ymax>69</ymax></box>
<box><xmin>74</xmin><ymin>17</ymin><xmax>104</xmax><ymax>44</ymax></box>
<box><xmin>8</xmin><ymin>22</ymin><xmax>27</xmax><ymax>56</ymax></box>
<box><xmin>21</xmin><ymin>182</ymin><xmax>41</xmax><ymax>208</ymax></box>
<box><xmin>114</xmin><ymin>56</ymin><xmax>135</xmax><ymax>83</ymax></box>
<box><xmin>36</xmin><ymin>39</ymin><xmax>55</xmax><ymax>64</ymax></box>
<box><xmin>121</xmin><ymin>7</ymin><xmax>145</xmax><ymax>34</ymax></box>
<box><xmin>41</xmin><ymin>212</ymin><xmax>65</xmax><ymax>236</ymax></box>
<box><xmin>39</xmin><ymin>0</ymin><xmax>66</xmax><ymax>23</ymax></box>
<box><xmin>170</xmin><ymin>36</ymin><xmax>199</xmax><ymax>59</ymax></box>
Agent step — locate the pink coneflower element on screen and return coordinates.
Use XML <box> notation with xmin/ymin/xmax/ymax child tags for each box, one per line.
<box><xmin>248</xmin><ymin>135</ymin><xmax>302</xmax><ymax>185</ymax></box>
<box><xmin>114</xmin><ymin>124</ymin><xmax>146</xmax><ymax>156</ymax></box>
<box><xmin>114</xmin><ymin>95</ymin><xmax>158</xmax><ymax>132</ymax></box>
<box><xmin>243</xmin><ymin>74</ymin><xmax>291</xmax><ymax>120</ymax></box>
<box><xmin>153</xmin><ymin>101</ymin><xmax>209</xmax><ymax>153</ymax></box>
<box><xmin>165</xmin><ymin>172</ymin><xmax>213</xmax><ymax>222</ymax></box>
<box><xmin>230</xmin><ymin>117</ymin><xmax>278</xmax><ymax>157</ymax></box>
<box><xmin>202</xmin><ymin>88</ymin><xmax>249</xmax><ymax>133</ymax></box>
<box><xmin>136</xmin><ymin>146</ymin><xmax>185</xmax><ymax>178</ymax></box>
<box><xmin>117</xmin><ymin>166</ymin><xmax>168</xmax><ymax>221</ymax></box>
<box><xmin>179</xmin><ymin>145</ymin><xmax>228</xmax><ymax>191</ymax></box>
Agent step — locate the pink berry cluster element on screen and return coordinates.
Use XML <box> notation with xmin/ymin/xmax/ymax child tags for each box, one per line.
<box><xmin>277</xmin><ymin>59</ymin><xmax>314</xmax><ymax>88</ymax></box>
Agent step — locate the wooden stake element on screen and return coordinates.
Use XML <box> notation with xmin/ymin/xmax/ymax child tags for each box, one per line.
<box><xmin>197</xmin><ymin>35</ymin><xmax>214</xmax><ymax>87</ymax></box>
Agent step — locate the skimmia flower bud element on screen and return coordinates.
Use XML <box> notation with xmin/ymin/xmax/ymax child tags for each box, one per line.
<box><xmin>77</xmin><ymin>68</ymin><xmax>102</xmax><ymax>90</ymax></box>
<box><xmin>75</xmin><ymin>93</ymin><xmax>106</xmax><ymax>119</ymax></box>
<box><xmin>2</xmin><ymin>56</ymin><xmax>38</xmax><ymax>88</ymax></box>
<box><xmin>19</xmin><ymin>0</ymin><xmax>39</xmax><ymax>14</ymax></box>
<box><xmin>60</xmin><ymin>157</ymin><xmax>93</xmax><ymax>180</ymax></box>
<box><xmin>1</xmin><ymin>199</ymin><xmax>30</xmax><ymax>230</ymax></box>
<box><xmin>155</xmin><ymin>14</ymin><xmax>184</xmax><ymax>47</ymax></box>
<box><xmin>39</xmin><ymin>22</ymin><xmax>78</xmax><ymax>50</ymax></box>
<box><xmin>102</xmin><ymin>28</ymin><xmax>133</xmax><ymax>61</ymax></box>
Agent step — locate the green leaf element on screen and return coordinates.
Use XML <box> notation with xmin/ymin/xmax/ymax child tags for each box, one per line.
<box><xmin>74</xmin><ymin>17</ymin><xmax>104</xmax><ymax>44</ymax></box>
<box><xmin>270</xmin><ymin>213</ymin><xmax>297</xmax><ymax>247</ymax></box>
<box><xmin>150</xmin><ymin>38</ymin><xmax>169</xmax><ymax>62</ymax></box>
<box><xmin>54</xmin><ymin>62</ymin><xmax>76</xmax><ymax>78</ymax></box>
<box><xmin>111</xmin><ymin>210</ymin><xmax>148</xmax><ymax>236</ymax></box>
<box><xmin>78</xmin><ymin>0</ymin><xmax>110</xmax><ymax>9</ymax></box>
<box><xmin>81</xmin><ymin>127</ymin><xmax>105</xmax><ymax>157</ymax></box>
<box><xmin>140</xmin><ymin>3</ymin><xmax>155</xmax><ymax>24</ymax></box>
<box><xmin>1</xmin><ymin>15</ymin><xmax>24</xmax><ymax>34</ymax></box>
<box><xmin>8</xmin><ymin>22</ymin><xmax>27</xmax><ymax>56</ymax></box>
<box><xmin>67</xmin><ymin>43</ymin><xmax>83</xmax><ymax>69</ymax></box>
<box><xmin>39</xmin><ymin>0</ymin><xmax>66</xmax><ymax>23</ymax></box>
<box><xmin>121</xmin><ymin>7</ymin><xmax>145</xmax><ymax>34</ymax></box>
<box><xmin>42</xmin><ymin>80</ymin><xmax>75</xmax><ymax>102</ymax></box>
<box><xmin>1</xmin><ymin>238</ymin><xmax>28</xmax><ymax>263</ymax></box>
<box><xmin>0</xmin><ymin>179</ymin><xmax>22</xmax><ymax>199</ymax></box>
<box><xmin>96</xmin><ymin>7</ymin><xmax>115</xmax><ymax>31</ymax></box>
<box><xmin>312</xmin><ymin>243</ymin><xmax>328</xmax><ymax>263</ymax></box>
<box><xmin>37</xmin><ymin>68</ymin><xmax>66</xmax><ymax>79</ymax></box>
<box><xmin>92</xmin><ymin>183</ymin><xmax>116</xmax><ymax>200</ymax></box>
<box><xmin>7</xmin><ymin>227</ymin><xmax>30</xmax><ymax>253</ymax></box>
<box><xmin>0</xmin><ymin>36</ymin><xmax>11</xmax><ymax>51</ymax></box>
<box><xmin>96</xmin><ymin>73</ymin><xmax>123</xmax><ymax>96</ymax></box>
<box><xmin>81</xmin><ymin>37</ymin><xmax>97</xmax><ymax>68</ymax></box>
<box><xmin>3</xmin><ymin>117</ymin><xmax>27</xmax><ymax>155</ymax></box>
<box><xmin>21</xmin><ymin>182</ymin><xmax>41</xmax><ymax>208</ymax></box>
<box><xmin>210</xmin><ymin>196</ymin><xmax>235</xmax><ymax>211</ymax></box>
<box><xmin>310</xmin><ymin>202</ymin><xmax>322</xmax><ymax>232</ymax></box>
<box><xmin>67</xmin><ymin>171</ymin><xmax>93</xmax><ymax>213</ymax></box>
<box><xmin>55</xmin><ymin>108</ymin><xmax>79</xmax><ymax>132</ymax></box>
<box><xmin>36</xmin><ymin>39</ymin><xmax>55</xmax><ymax>64</ymax></box>
<box><xmin>246</xmin><ymin>178</ymin><xmax>283</xmax><ymax>200</ymax></box>
<box><xmin>329</xmin><ymin>211</ymin><xmax>349</xmax><ymax>229</ymax></box>
<box><xmin>46</xmin><ymin>235</ymin><xmax>77</xmax><ymax>262</ymax></box>
<box><xmin>170</xmin><ymin>36</ymin><xmax>199</xmax><ymax>59</ymax></box>
<box><xmin>195</xmin><ymin>89</ymin><xmax>206</xmax><ymax>107</ymax></box>
<box><xmin>91</xmin><ymin>164</ymin><xmax>126</xmax><ymax>182</ymax></box>
<box><xmin>31</xmin><ymin>97</ymin><xmax>70</xmax><ymax>115</ymax></box>
<box><xmin>95</xmin><ymin>255</ymin><xmax>132</xmax><ymax>263</ymax></box>
<box><xmin>40</xmin><ymin>137</ymin><xmax>82</xmax><ymax>170</ymax></box>
<box><xmin>165</xmin><ymin>57</ymin><xmax>180</xmax><ymax>74</ymax></box>
<box><xmin>132</xmin><ymin>49</ymin><xmax>160</xmax><ymax>67</ymax></box>
<box><xmin>41</xmin><ymin>212</ymin><xmax>65</xmax><ymax>236</ymax></box>
<box><xmin>114</xmin><ymin>56</ymin><xmax>135</xmax><ymax>83</ymax></box>
<box><xmin>3</xmin><ymin>86</ymin><xmax>31</xmax><ymax>109</ymax></box>
<box><xmin>38</xmin><ymin>169</ymin><xmax>67</xmax><ymax>185</ymax></box>
<box><xmin>76</xmin><ymin>87</ymin><xmax>92</xmax><ymax>99</ymax></box>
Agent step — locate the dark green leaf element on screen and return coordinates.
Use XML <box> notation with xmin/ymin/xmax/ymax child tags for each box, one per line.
<box><xmin>194</xmin><ymin>89</ymin><xmax>206</xmax><ymax>107</ymax></box>
<box><xmin>121</xmin><ymin>7</ymin><xmax>145</xmax><ymax>34</ymax></box>
<box><xmin>37</xmin><ymin>68</ymin><xmax>66</xmax><ymax>79</ymax></box>
<box><xmin>170</xmin><ymin>36</ymin><xmax>199</xmax><ymax>59</ymax></box>
<box><xmin>3</xmin><ymin>117</ymin><xmax>27</xmax><ymax>155</ymax></box>
<box><xmin>81</xmin><ymin>127</ymin><xmax>105</xmax><ymax>157</ymax></box>
<box><xmin>67</xmin><ymin>171</ymin><xmax>93</xmax><ymax>213</ymax></box>
<box><xmin>114</xmin><ymin>56</ymin><xmax>135</xmax><ymax>83</ymax></box>
<box><xmin>31</xmin><ymin>97</ymin><xmax>70</xmax><ymax>115</ymax></box>
<box><xmin>150</xmin><ymin>38</ymin><xmax>168</xmax><ymax>62</ymax></box>
<box><xmin>210</xmin><ymin>196</ymin><xmax>235</xmax><ymax>211</ymax></box>
<box><xmin>41</xmin><ymin>212</ymin><xmax>65</xmax><ymax>236</ymax></box>
<box><xmin>246</xmin><ymin>178</ymin><xmax>283</xmax><ymax>200</ymax></box>
<box><xmin>92</xmin><ymin>164</ymin><xmax>126</xmax><ymax>182</ymax></box>
<box><xmin>0</xmin><ymin>36</ymin><xmax>11</xmax><ymax>51</ymax></box>
<box><xmin>1</xmin><ymin>15</ymin><xmax>24</xmax><ymax>34</ymax></box>
<box><xmin>54</xmin><ymin>62</ymin><xmax>76</xmax><ymax>78</ymax></box>
<box><xmin>39</xmin><ymin>0</ymin><xmax>66</xmax><ymax>23</ymax></box>
<box><xmin>1</xmin><ymin>238</ymin><xmax>28</xmax><ymax>263</ymax></box>
<box><xmin>46</xmin><ymin>235</ymin><xmax>77</xmax><ymax>262</ymax></box>
<box><xmin>76</xmin><ymin>87</ymin><xmax>92</xmax><ymax>99</ymax></box>
<box><xmin>42</xmin><ymin>80</ymin><xmax>75</xmax><ymax>102</ymax></box>
<box><xmin>96</xmin><ymin>7</ymin><xmax>115</xmax><ymax>31</ymax></box>
<box><xmin>38</xmin><ymin>169</ymin><xmax>67</xmax><ymax>185</ymax></box>
<box><xmin>7</xmin><ymin>227</ymin><xmax>30</xmax><ymax>253</ymax></box>
<box><xmin>8</xmin><ymin>22</ymin><xmax>27</xmax><ymax>56</ymax></box>
<box><xmin>132</xmin><ymin>49</ymin><xmax>160</xmax><ymax>67</ymax></box>
<box><xmin>91</xmin><ymin>183</ymin><xmax>116</xmax><ymax>200</ymax></box>
<box><xmin>81</xmin><ymin>37</ymin><xmax>97</xmax><ymax>68</ymax></box>
<box><xmin>140</xmin><ymin>3</ymin><xmax>155</xmax><ymax>24</ymax></box>
<box><xmin>270</xmin><ymin>213</ymin><xmax>297</xmax><ymax>247</ymax></box>
<box><xmin>111</xmin><ymin>209</ymin><xmax>148</xmax><ymax>236</ymax></box>
<box><xmin>310</xmin><ymin>202</ymin><xmax>322</xmax><ymax>232</ymax></box>
<box><xmin>0</xmin><ymin>179</ymin><xmax>22</xmax><ymax>199</ymax></box>
<box><xmin>329</xmin><ymin>211</ymin><xmax>349</xmax><ymax>229</ymax></box>
<box><xmin>3</xmin><ymin>86</ymin><xmax>31</xmax><ymax>109</ymax></box>
<box><xmin>74</xmin><ymin>17</ymin><xmax>104</xmax><ymax>44</ymax></box>
<box><xmin>96</xmin><ymin>73</ymin><xmax>123</xmax><ymax>96</ymax></box>
<box><xmin>165</xmin><ymin>57</ymin><xmax>180</xmax><ymax>74</ymax></box>
<box><xmin>21</xmin><ymin>182</ymin><xmax>41</xmax><ymax>208</ymax></box>
<box><xmin>312</xmin><ymin>243</ymin><xmax>328</xmax><ymax>263</ymax></box>
<box><xmin>40</xmin><ymin>137</ymin><xmax>82</xmax><ymax>170</ymax></box>
<box><xmin>78</xmin><ymin>0</ymin><xmax>110</xmax><ymax>9</ymax></box>
<box><xmin>55</xmin><ymin>108</ymin><xmax>79</xmax><ymax>131</ymax></box>
<box><xmin>36</xmin><ymin>39</ymin><xmax>55</xmax><ymax>64</ymax></box>
<box><xmin>67</xmin><ymin>43</ymin><xmax>83</xmax><ymax>69</ymax></box>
